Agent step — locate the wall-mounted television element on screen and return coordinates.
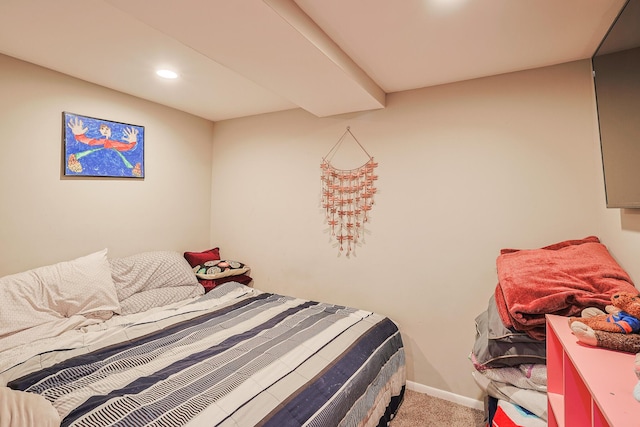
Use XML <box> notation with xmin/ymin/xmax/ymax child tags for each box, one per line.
<box><xmin>592</xmin><ymin>0</ymin><xmax>640</xmax><ymax>208</ymax></box>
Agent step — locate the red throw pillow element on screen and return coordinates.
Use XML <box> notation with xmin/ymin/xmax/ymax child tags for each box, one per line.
<box><xmin>183</xmin><ymin>248</ymin><xmax>220</xmax><ymax>267</ymax></box>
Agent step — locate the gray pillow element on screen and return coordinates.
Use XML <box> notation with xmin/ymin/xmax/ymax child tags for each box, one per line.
<box><xmin>473</xmin><ymin>310</ymin><xmax>546</xmax><ymax>369</ymax></box>
<box><xmin>109</xmin><ymin>251</ymin><xmax>203</xmax><ymax>315</ymax></box>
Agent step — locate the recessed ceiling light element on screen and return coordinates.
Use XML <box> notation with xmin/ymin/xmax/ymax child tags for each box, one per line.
<box><xmin>427</xmin><ymin>0</ymin><xmax>467</xmax><ymax>11</ymax></box>
<box><xmin>156</xmin><ymin>69</ymin><xmax>178</xmax><ymax>79</ymax></box>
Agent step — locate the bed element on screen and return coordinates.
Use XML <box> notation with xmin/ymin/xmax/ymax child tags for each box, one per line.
<box><xmin>0</xmin><ymin>250</ymin><xmax>406</xmax><ymax>427</ymax></box>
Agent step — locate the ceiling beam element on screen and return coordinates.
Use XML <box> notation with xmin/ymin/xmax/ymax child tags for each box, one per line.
<box><xmin>264</xmin><ymin>0</ymin><xmax>386</xmax><ymax>113</ymax></box>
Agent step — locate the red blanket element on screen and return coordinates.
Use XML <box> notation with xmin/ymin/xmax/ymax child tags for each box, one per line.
<box><xmin>494</xmin><ymin>236</ymin><xmax>637</xmax><ymax>340</ymax></box>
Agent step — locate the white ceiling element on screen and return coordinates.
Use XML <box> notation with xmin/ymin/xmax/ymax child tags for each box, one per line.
<box><xmin>0</xmin><ymin>0</ymin><xmax>627</xmax><ymax>121</ymax></box>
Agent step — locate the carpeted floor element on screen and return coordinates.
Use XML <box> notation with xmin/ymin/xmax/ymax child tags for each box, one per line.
<box><xmin>390</xmin><ymin>389</ymin><xmax>486</xmax><ymax>427</ymax></box>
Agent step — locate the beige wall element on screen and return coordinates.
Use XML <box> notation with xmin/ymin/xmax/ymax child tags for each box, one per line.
<box><xmin>210</xmin><ymin>59</ymin><xmax>640</xmax><ymax>400</ymax></box>
<box><xmin>4</xmin><ymin>51</ymin><xmax>640</xmax><ymax>403</ymax></box>
<box><xmin>0</xmin><ymin>54</ymin><xmax>214</xmax><ymax>275</ymax></box>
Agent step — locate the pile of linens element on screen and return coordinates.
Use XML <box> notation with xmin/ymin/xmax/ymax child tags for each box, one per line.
<box><xmin>470</xmin><ymin>236</ymin><xmax>637</xmax><ymax>426</ymax></box>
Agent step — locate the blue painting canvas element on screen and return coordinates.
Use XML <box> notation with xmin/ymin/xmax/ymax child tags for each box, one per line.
<box><xmin>63</xmin><ymin>112</ymin><xmax>144</xmax><ymax>178</ymax></box>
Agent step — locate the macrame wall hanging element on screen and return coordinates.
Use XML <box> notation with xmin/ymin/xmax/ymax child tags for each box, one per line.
<box><xmin>321</xmin><ymin>127</ymin><xmax>378</xmax><ymax>256</ymax></box>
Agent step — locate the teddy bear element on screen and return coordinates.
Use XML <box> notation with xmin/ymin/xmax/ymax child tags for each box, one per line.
<box><xmin>569</xmin><ymin>292</ymin><xmax>640</xmax><ymax>335</ymax></box>
<box><xmin>568</xmin><ymin>292</ymin><xmax>640</xmax><ymax>353</ymax></box>
<box><xmin>568</xmin><ymin>291</ymin><xmax>640</xmax><ymax>402</ymax></box>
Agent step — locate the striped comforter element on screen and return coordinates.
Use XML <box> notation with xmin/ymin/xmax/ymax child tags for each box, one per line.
<box><xmin>2</xmin><ymin>282</ymin><xmax>406</xmax><ymax>426</ymax></box>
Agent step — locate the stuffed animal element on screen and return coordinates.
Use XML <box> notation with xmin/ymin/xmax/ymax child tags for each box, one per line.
<box><xmin>569</xmin><ymin>292</ymin><xmax>640</xmax><ymax>334</ymax></box>
<box><xmin>569</xmin><ymin>293</ymin><xmax>640</xmax><ymax>352</ymax></box>
<box><xmin>568</xmin><ymin>293</ymin><xmax>640</xmax><ymax>402</ymax></box>
<box><xmin>571</xmin><ymin>321</ymin><xmax>640</xmax><ymax>352</ymax></box>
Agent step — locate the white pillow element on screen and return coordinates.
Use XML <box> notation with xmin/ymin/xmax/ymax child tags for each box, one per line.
<box><xmin>0</xmin><ymin>249</ymin><xmax>120</xmax><ymax>340</ymax></box>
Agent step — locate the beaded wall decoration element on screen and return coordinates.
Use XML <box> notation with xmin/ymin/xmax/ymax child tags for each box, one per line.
<box><xmin>321</xmin><ymin>127</ymin><xmax>378</xmax><ymax>256</ymax></box>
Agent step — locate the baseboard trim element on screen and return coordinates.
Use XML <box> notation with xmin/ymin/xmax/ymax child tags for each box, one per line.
<box><xmin>406</xmin><ymin>380</ymin><xmax>484</xmax><ymax>411</ymax></box>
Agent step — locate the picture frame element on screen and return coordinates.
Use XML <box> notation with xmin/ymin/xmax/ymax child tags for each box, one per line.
<box><xmin>62</xmin><ymin>112</ymin><xmax>145</xmax><ymax>178</ymax></box>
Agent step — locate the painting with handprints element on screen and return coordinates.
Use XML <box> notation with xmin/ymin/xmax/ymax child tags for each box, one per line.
<box><xmin>63</xmin><ymin>112</ymin><xmax>144</xmax><ymax>178</ymax></box>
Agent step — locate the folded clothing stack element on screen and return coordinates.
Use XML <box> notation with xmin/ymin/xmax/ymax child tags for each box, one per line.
<box><xmin>471</xmin><ymin>294</ymin><xmax>547</xmax><ymax>423</ymax></box>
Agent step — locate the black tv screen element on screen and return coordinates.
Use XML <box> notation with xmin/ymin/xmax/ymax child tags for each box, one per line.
<box><xmin>592</xmin><ymin>0</ymin><xmax>640</xmax><ymax>208</ymax></box>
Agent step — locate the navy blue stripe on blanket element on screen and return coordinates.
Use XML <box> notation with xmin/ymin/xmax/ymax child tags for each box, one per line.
<box><xmin>259</xmin><ymin>317</ymin><xmax>402</xmax><ymax>427</ymax></box>
<box><xmin>8</xmin><ymin>292</ymin><xmax>273</xmax><ymax>391</ymax></box>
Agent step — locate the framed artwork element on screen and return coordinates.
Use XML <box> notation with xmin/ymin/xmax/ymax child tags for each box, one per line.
<box><xmin>63</xmin><ymin>112</ymin><xmax>145</xmax><ymax>178</ymax></box>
